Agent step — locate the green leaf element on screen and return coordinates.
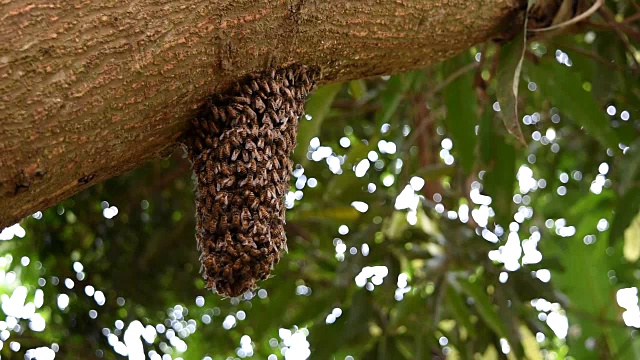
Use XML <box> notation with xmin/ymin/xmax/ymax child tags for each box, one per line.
<box><xmin>374</xmin><ymin>73</ymin><xmax>416</xmax><ymax>126</ymax></box>
<box><xmin>479</xmin><ymin>108</ymin><xmax>516</xmax><ymax>227</ymax></box>
<box><xmin>444</xmin><ymin>285</ymin><xmax>476</xmax><ymax>338</ymax></box>
<box><xmin>443</xmin><ymin>53</ymin><xmax>478</xmax><ymax>174</ymax></box>
<box><xmin>457</xmin><ymin>277</ymin><xmax>510</xmax><ymax>343</ymax></box>
<box><xmin>496</xmin><ymin>33</ymin><xmax>527</xmax><ymax>145</ymax></box>
<box><xmin>623</xmin><ymin>211</ymin><xmax>640</xmax><ymax>262</ymax></box>
<box><xmin>611</xmin><ymin>186</ymin><xmax>640</xmax><ymax>246</ymax></box>
<box><xmin>295</xmin><ymin>83</ymin><xmax>343</xmax><ymax>165</ymax></box>
<box><xmin>348</xmin><ymin>79</ymin><xmax>368</xmax><ymax>101</ymax></box>
<box><xmin>526</xmin><ymin>61</ymin><xmax>619</xmax><ymax>149</ymax></box>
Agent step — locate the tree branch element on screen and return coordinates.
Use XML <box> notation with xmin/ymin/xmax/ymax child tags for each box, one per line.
<box><xmin>0</xmin><ymin>0</ymin><xmax>522</xmax><ymax>229</ymax></box>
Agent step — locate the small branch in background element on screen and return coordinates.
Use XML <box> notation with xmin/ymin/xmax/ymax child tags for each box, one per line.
<box><xmin>552</xmin><ymin>40</ymin><xmax>638</xmax><ymax>74</ymax></box>
<box><xmin>586</xmin><ymin>20</ymin><xmax>640</xmax><ymax>42</ymax></box>
<box><xmin>426</xmin><ymin>62</ymin><xmax>479</xmax><ymax>98</ymax></box>
<box><xmin>622</xmin><ymin>12</ymin><xmax>640</xmax><ymax>24</ymax></box>
<box><xmin>528</xmin><ymin>0</ymin><xmax>603</xmax><ymax>33</ymax></box>
<box><xmin>409</xmin><ymin>93</ymin><xmax>446</xmax><ymax>202</ymax></box>
<box><xmin>598</xmin><ymin>4</ymin><xmax>640</xmax><ymax>71</ymax></box>
<box><xmin>474</xmin><ymin>44</ymin><xmax>490</xmax><ymax>103</ymax></box>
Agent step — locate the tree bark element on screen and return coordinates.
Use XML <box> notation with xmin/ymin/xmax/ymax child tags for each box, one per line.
<box><xmin>0</xmin><ymin>0</ymin><xmax>522</xmax><ymax>229</ymax></box>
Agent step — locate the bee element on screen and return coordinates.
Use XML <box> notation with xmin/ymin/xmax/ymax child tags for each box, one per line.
<box><xmin>229</xmin><ymin>133</ymin><xmax>242</xmax><ymax>148</ymax></box>
<box><xmin>206</xmin><ymin>217</ymin><xmax>218</xmax><ymax>233</ymax></box>
<box><xmin>272</xmin><ymin>157</ymin><xmax>281</xmax><ymax>170</ymax></box>
<box><xmin>282</xmin><ymin>86</ymin><xmax>293</xmax><ymax>99</ymax></box>
<box><xmin>258</xmin><ymin>206</ymin><xmax>269</xmax><ymax>220</ymax></box>
<box><xmin>204</xmin><ymin>193</ymin><xmax>214</xmax><ymax>208</ymax></box>
<box><xmin>245</xmin><ymin>139</ymin><xmax>256</xmax><ymax>151</ymax></box>
<box><xmin>210</xmin><ymin>121</ymin><xmax>221</xmax><ymax>134</ymax></box>
<box><xmin>249</xmin><ymin>159</ymin><xmax>258</xmax><ymax>173</ymax></box>
<box><xmin>215</xmin><ymin>192</ymin><xmax>230</xmax><ymax>207</ymax></box>
<box><xmin>232</xmin><ymin>210</ymin><xmax>241</xmax><ymax>228</ymax></box>
<box><xmin>218</xmin><ymin>107</ymin><xmax>228</xmax><ymax>124</ymax></box>
<box><xmin>219</xmin><ymin>215</ymin><xmax>229</xmax><ymax>232</ymax></box>
<box><xmin>237</xmin><ymin>163</ymin><xmax>247</xmax><ymax>175</ymax></box>
<box><xmin>232</xmin><ymin>194</ymin><xmax>244</xmax><ymax>207</ymax></box>
<box><xmin>223</xmin><ymin>232</ymin><xmax>233</xmax><ymax>245</ymax></box>
<box><xmin>284</xmin><ymin>133</ymin><xmax>294</xmax><ymax>147</ymax></box>
<box><xmin>259</xmin><ymin>191</ymin><xmax>268</xmax><ymax>204</ymax></box>
<box><xmin>253</xmin><ymin>97</ymin><xmax>265</xmax><ymax>113</ymax></box>
<box><xmin>266</xmin><ymin>186</ymin><xmax>278</xmax><ymax>202</ymax></box>
<box><xmin>241</xmin><ymin>252</ymin><xmax>251</xmax><ymax>264</ymax></box>
<box><xmin>220</xmin><ymin>175</ymin><xmax>235</xmax><ymax>189</ymax></box>
<box><xmin>205</xmin><ymin>278</ymin><xmax>216</xmax><ymax>290</ymax></box>
<box><xmin>195</xmin><ymin>127</ymin><xmax>207</xmax><ymax>141</ymax></box>
<box><xmin>262</xmin><ymin>110</ymin><xmax>273</xmax><ymax>125</ymax></box>
<box><xmin>249</xmin><ymin>79</ymin><xmax>259</xmax><ymax>92</ymax></box>
<box><xmin>249</xmin><ymin>248</ymin><xmax>261</xmax><ymax>257</ymax></box>
<box><xmin>259</xmin><ymin>233</ymin><xmax>271</xmax><ymax>245</ymax></box>
<box><xmin>250</xmin><ymin>196</ymin><xmax>260</xmax><ymax>210</ymax></box>
<box><xmin>226</xmin><ymin>242</ymin><xmax>239</xmax><ymax>257</ymax></box>
<box><xmin>270</xmin><ymin>79</ymin><xmax>281</xmax><ymax>93</ymax></box>
<box><xmin>222</xmin><ymin>266</ymin><xmax>233</xmax><ymax>280</ymax></box>
<box><xmin>249</xmin><ymin>125</ymin><xmax>259</xmax><ymax>138</ymax></box>
<box><xmin>237</xmin><ymin>233</ymin><xmax>250</xmax><ymax>247</ymax></box>
<box><xmin>240</xmin><ymin>174</ymin><xmax>255</xmax><ymax>188</ymax></box>
<box><xmin>286</xmin><ymin>68</ymin><xmax>295</xmax><ymax>83</ymax></box>
<box><xmin>220</xmin><ymin>142</ymin><xmax>231</xmax><ymax>158</ymax></box>
<box><xmin>202</xmin><ymin>255</ymin><xmax>215</xmax><ymax>269</ymax></box>
<box><xmin>264</xmin><ymin>145</ymin><xmax>272</xmax><ymax>158</ymax></box>
<box><xmin>267</xmin><ymin>110</ymin><xmax>278</xmax><ymax>124</ymax></box>
<box><xmin>260</xmin><ymin>167</ymin><xmax>269</xmax><ymax>182</ymax></box>
<box><xmin>220</xmin><ymin>163</ymin><xmax>233</xmax><ymax>176</ymax></box>
<box><xmin>245</xmin><ymin>107</ymin><xmax>257</xmax><ymax>122</ymax></box>
<box><xmin>226</xmin><ymin>105</ymin><xmax>237</xmax><ymax>119</ymax></box>
<box><xmin>231</xmin><ymin>148</ymin><xmax>240</xmax><ymax>161</ymax></box>
<box><xmin>272</xmin><ymin>170</ymin><xmax>282</xmax><ymax>183</ymax></box>
<box><xmin>236</xmin><ymin>115</ymin><xmax>248</xmax><ymax>126</ymax></box>
<box><xmin>209</xmin><ymin>200</ymin><xmax>227</xmax><ymax>217</ymax></box>
<box><xmin>241</xmin><ymin>207</ymin><xmax>251</xmax><ymax>228</ymax></box>
<box><xmin>194</xmin><ymin>138</ymin><xmax>204</xmax><ymax>153</ymax></box>
<box><xmin>273</xmin><ymin>97</ymin><xmax>284</xmax><ymax>110</ymax></box>
<box><xmin>199</xmin><ymin>150</ymin><xmax>209</xmax><ymax>162</ymax></box>
<box><xmin>210</xmin><ymin>106</ymin><xmax>221</xmax><ymax>121</ymax></box>
<box><xmin>232</xmin><ymin>259</ymin><xmax>244</xmax><ymax>272</ymax></box>
<box><xmin>232</xmin><ymin>96</ymin><xmax>250</xmax><ymax>105</ymax></box>
<box><xmin>258</xmin><ymin>79</ymin><xmax>270</xmax><ymax>93</ymax></box>
<box><xmin>242</xmin><ymin>150</ymin><xmax>250</xmax><ymax>163</ymax></box>
<box><xmin>241</xmin><ymin>84</ymin><xmax>253</xmax><ymax>95</ymax></box>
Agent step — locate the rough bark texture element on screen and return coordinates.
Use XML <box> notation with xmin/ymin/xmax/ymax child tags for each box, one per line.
<box><xmin>0</xmin><ymin>0</ymin><xmax>522</xmax><ymax>228</ymax></box>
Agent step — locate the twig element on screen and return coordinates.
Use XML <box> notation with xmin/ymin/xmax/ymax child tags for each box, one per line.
<box><xmin>426</xmin><ymin>62</ymin><xmax>479</xmax><ymax>98</ymax></box>
<box><xmin>598</xmin><ymin>4</ymin><xmax>640</xmax><ymax>72</ymax></box>
<box><xmin>552</xmin><ymin>40</ymin><xmax>638</xmax><ymax>74</ymax></box>
<box><xmin>622</xmin><ymin>12</ymin><xmax>640</xmax><ymax>24</ymax></box>
<box><xmin>529</xmin><ymin>0</ymin><xmax>603</xmax><ymax>32</ymax></box>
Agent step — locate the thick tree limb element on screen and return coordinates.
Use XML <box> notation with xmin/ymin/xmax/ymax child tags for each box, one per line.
<box><xmin>0</xmin><ymin>0</ymin><xmax>522</xmax><ymax>228</ymax></box>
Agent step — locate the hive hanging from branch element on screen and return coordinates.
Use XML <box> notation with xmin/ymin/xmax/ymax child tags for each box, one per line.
<box><xmin>184</xmin><ymin>64</ymin><xmax>319</xmax><ymax>297</ymax></box>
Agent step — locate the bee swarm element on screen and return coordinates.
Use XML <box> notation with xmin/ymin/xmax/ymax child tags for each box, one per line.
<box><xmin>185</xmin><ymin>64</ymin><xmax>318</xmax><ymax>297</ymax></box>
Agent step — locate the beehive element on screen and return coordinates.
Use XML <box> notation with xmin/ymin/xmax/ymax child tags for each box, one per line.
<box><xmin>185</xmin><ymin>65</ymin><xmax>318</xmax><ymax>297</ymax></box>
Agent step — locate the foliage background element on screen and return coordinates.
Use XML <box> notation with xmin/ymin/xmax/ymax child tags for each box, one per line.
<box><xmin>1</xmin><ymin>1</ymin><xmax>640</xmax><ymax>359</ymax></box>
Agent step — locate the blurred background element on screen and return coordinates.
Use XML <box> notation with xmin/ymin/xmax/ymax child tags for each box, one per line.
<box><xmin>1</xmin><ymin>2</ymin><xmax>640</xmax><ymax>359</ymax></box>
